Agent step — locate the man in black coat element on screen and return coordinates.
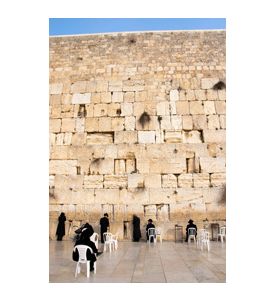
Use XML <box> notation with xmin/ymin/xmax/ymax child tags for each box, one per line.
<box><xmin>100</xmin><ymin>213</ymin><xmax>110</xmax><ymax>243</ymax></box>
<box><xmin>185</xmin><ymin>219</ymin><xmax>197</xmax><ymax>242</ymax></box>
<box><xmin>73</xmin><ymin>226</ymin><xmax>98</xmax><ymax>272</ymax></box>
<box><xmin>146</xmin><ymin>219</ymin><xmax>155</xmax><ymax>242</ymax></box>
<box><xmin>56</xmin><ymin>212</ymin><xmax>66</xmax><ymax>241</ymax></box>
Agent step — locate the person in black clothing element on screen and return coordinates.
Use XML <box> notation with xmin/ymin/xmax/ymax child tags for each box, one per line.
<box><xmin>146</xmin><ymin>219</ymin><xmax>155</xmax><ymax>242</ymax></box>
<box><xmin>56</xmin><ymin>212</ymin><xmax>66</xmax><ymax>241</ymax></box>
<box><xmin>72</xmin><ymin>224</ymin><xmax>98</xmax><ymax>272</ymax></box>
<box><xmin>185</xmin><ymin>219</ymin><xmax>197</xmax><ymax>242</ymax></box>
<box><xmin>100</xmin><ymin>213</ymin><xmax>109</xmax><ymax>243</ymax></box>
<box><xmin>132</xmin><ymin>215</ymin><xmax>141</xmax><ymax>242</ymax></box>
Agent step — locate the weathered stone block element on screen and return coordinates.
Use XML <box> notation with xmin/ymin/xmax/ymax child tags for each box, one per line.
<box><xmin>111</xmin><ymin>117</ymin><xmax>125</xmax><ymax>131</ymax></box>
<box><xmin>95</xmin><ymin>81</ymin><xmax>108</xmax><ymax>92</ymax></box>
<box><xmin>75</xmin><ymin>118</ymin><xmax>85</xmax><ymax>133</ymax></box>
<box><xmin>156</xmin><ymin>101</ymin><xmax>170</xmax><ymax>115</ymax></box>
<box><xmin>203</xmin><ymin>130</ymin><xmax>226</xmax><ymax>143</ymax></box>
<box><xmin>215</xmin><ymin>101</ymin><xmax>226</xmax><ymax>114</ymax></box>
<box><xmin>136</xmin><ymin>159</ymin><xmax>150</xmax><ymax>174</ymax></box>
<box><xmin>128</xmin><ymin>174</ymin><xmax>144</xmax><ymax>188</ymax></box>
<box><xmin>219</xmin><ymin>115</ymin><xmax>226</xmax><ymax>129</ymax></box>
<box><xmin>121</xmin><ymin>103</ymin><xmax>133</xmax><ymax>116</ymax></box>
<box><xmin>144</xmin><ymin>174</ymin><xmax>162</xmax><ymax>188</ymax></box>
<box><xmin>86</xmin><ymin>132</ymin><xmax>113</xmax><ymax>145</ymax></box>
<box><xmin>98</xmin><ymin>117</ymin><xmax>112</xmax><ymax>132</ymax></box>
<box><xmin>126</xmin><ymin>159</ymin><xmax>136</xmax><ymax>174</ymax></box>
<box><xmin>50</xmin><ymin>95</ymin><xmax>61</xmax><ymax>106</ymax></box>
<box><xmin>164</xmin><ymin>131</ymin><xmax>182</xmax><ymax>143</ymax></box>
<box><xmin>182</xmin><ymin>116</ymin><xmax>193</xmax><ymax>130</ymax></box>
<box><xmin>138</xmin><ymin>131</ymin><xmax>155</xmax><ymax>144</ymax></box>
<box><xmin>171</xmin><ymin>116</ymin><xmax>182</xmax><ymax>130</ymax></box>
<box><xmin>192</xmin><ymin>115</ymin><xmax>207</xmax><ymax>130</ymax></box>
<box><xmin>125</xmin><ymin>116</ymin><xmax>136</xmax><ymax>130</ymax></box>
<box><xmin>61</xmin><ymin>118</ymin><xmax>75</xmax><ymax>132</ymax></box>
<box><xmin>200</xmin><ymin>157</ymin><xmax>226</xmax><ymax>173</ymax></box>
<box><xmin>204</xmin><ymin>101</ymin><xmax>216</xmax><ymax>115</ymax></box>
<box><xmin>170</xmin><ymin>90</ymin><xmax>179</xmax><ymax>101</ymax></box>
<box><xmin>178</xmin><ymin>173</ymin><xmax>193</xmax><ymax>188</ymax></box>
<box><xmin>218</xmin><ymin>90</ymin><xmax>226</xmax><ymax>100</ymax></box>
<box><xmin>201</xmin><ymin>78</ymin><xmax>219</xmax><ymax>89</ymax></box>
<box><xmin>190</xmin><ymin>101</ymin><xmax>204</xmax><ymax>114</ymax></box>
<box><xmin>160</xmin><ymin>116</ymin><xmax>172</xmax><ymax>130</ymax></box>
<box><xmin>104</xmin><ymin>175</ymin><xmax>127</xmax><ymax>188</ymax></box>
<box><xmin>63</xmin><ymin>132</ymin><xmax>72</xmax><ymax>145</ymax></box>
<box><xmin>194</xmin><ymin>89</ymin><xmax>206</xmax><ymax>100</ymax></box>
<box><xmin>185</xmin><ymin>90</ymin><xmax>195</xmax><ymax>100</ymax></box>
<box><xmin>206</xmin><ymin>89</ymin><xmax>218</xmax><ymax>100</ymax></box>
<box><xmin>104</xmin><ymin>144</ymin><xmax>118</xmax><ymax>159</ymax></box>
<box><xmin>182</xmin><ymin>130</ymin><xmax>203</xmax><ymax>143</ymax></box>
<box><xmin>50</xmin><ymin>119</ymin><xmax>61</xmax><ymax>133</ymax></box>
<box><xmin>124</xmin><ymin>92</ymin><xmax>135</xmax><ymax>102</ymax></box>
<box><xmin>70</xmin><ymin>81</ymin><xmax>87</xmax><ymax>93</ymax></box>
<box><xmin>85</xmin><ymin>117</ymin><xmax>99</xmax><ymax>132</ymax></box>
<box><xmin>111</xmin><ymin>92</ymin><xmax>123</xmax><ymax>103</ymax></box>
<box><xmin>50</xmin><ymin>133</ymin><xmax>56</xmax><ymax>145</ymax></box>
<box><xmin>101</xmin><ymin>92</ymin><xmax>112</xmax><ymax>103</ymax></box>
<box><xmin>162</xmin><ymin>174</ymin><xmax>177</xmax><ymax>188</ymax></box>
<box><xmin>207</xmin><ymin>115</ymin><xmax>220</xmax><ymax>130</ymax></box>
<box><xmin>86</xmin><ymin>81</ymin><xmax>97</xmax><ymax>92</ymax></box>
<box><xmin>94</xmin><ymin>189</ymin><xmax>119</xmax><ymax>204</ymax></box>
<box><xmin>114</xmin><ymin>131</ymin><xmax>138</xmax><ymax>144</ymax></box>
<box><xmin>93</xmin><ymin>104</ymin><xmax>108</xmax><ymax>117</ymax></box>
<box><xmin>50</xmin><ymin>83</ymin><xmax>63</xmax><ymax>95</ymax></box>
<box><xmin>71</xmin><ymin>133</ymin><xmax>86</xmax><ymax>146</ymax></box>
<box><xmin>135</xmin><ymin>91</ymin><xmax>147</xmax><ymax>102</ymax></box>
<box><xmin>54</xmin><ymin>174</ymin><xmax>84</xmax><ymax>190</ymax></box>
<box><xmin>108</xmin><ymin>80</ymin><xmax>123</xmax><ymax>92</ymax></box>
<box><xmin>115</xmin><ymin>159</ymin><xmax>126</xmax><ymax>174</ymax></box>
<box><xmin>176</xmin><ymin>101</ymin><xmax>189</xmax><ymax>115</ymax></box>
<box><xmin>210</xmin><ymin>173</ymin><xmax>226</xmax><ymax>186</ymax></box>
<box><xmin>49</xmin><ymin>160</ymin><xmax>77</xmax><ymax>175</ymax></box>
<box><xmin>89</xmin><ymin>158</ymin><xmax>114</xmax><ymax>175</ymax></box>
<box><xmin>193</xmin><ymin>173</ymin><xmax>210</xmax><ymax>188</ymax></box>
<box><xmin>72</xmin><ymin>93</ymin><xmax>91</xmax><ymax>104</ymax></box>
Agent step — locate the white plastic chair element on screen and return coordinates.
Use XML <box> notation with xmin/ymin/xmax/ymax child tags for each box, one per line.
<box><xmin>155</xmin><ymin>227</ymin><xmax>162</xmax><ymax>243</ymax></box>
<box><xmin>111</xmin><ymin>233</ymin><xmax>118</xmax><ymax>250</ymax></box>
<box><xmin>200</xmin><ymin>231</ymin><xmax>210</xmax><ymax>251</ymax></box>
<box><xmin>73</xmin><ymin>245</ymin><xmax>97</xmax><ymax>278</ymax></box>
<box><xmin>188</xmin><ymin>228</ymin><xmax>196</xmax><ymax>243</ymax></box>
<box><xmin>90</xmin><ymin>232</ymin><xmax>99</xmax><ymax>250</ymax></box>
<box><xmin>103</xmin><ymin>232</ymin><xmax>114</xmax><ymax>252</ymax></box>
<box><xmin>217</xmin><ymin>226</ymin><xmax>226</xmax><ymax>243</ymax></box>
<box><xmin>196</xmin><ymin>229</ymin><xmax>206</xmax><ymax>248</ymax></box>
<box><xmin>147</xmin><ymin>228</ymin><xmax>156</xmax><ymax>243</ymax></box>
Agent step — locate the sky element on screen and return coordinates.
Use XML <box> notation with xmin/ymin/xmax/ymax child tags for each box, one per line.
<box><xmin>49</xmin><ymin>18</ymin><xmax>226</xmax><ymax>36</ymax></box>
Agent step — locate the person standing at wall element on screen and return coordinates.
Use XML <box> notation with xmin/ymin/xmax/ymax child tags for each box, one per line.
<box><xmin>56</xmin><ymin>212</ymin><xmax>66</xmax><ymax>241</ymax></box>
<box><xmin>100</xmin><ymin>213</ymin><xmax>109</xmax><ymax>243</ymax></box>
<box><xmin>132</xmin><ymin>214</ymin><xmax>141</xmax><ymax>242</ymax></box>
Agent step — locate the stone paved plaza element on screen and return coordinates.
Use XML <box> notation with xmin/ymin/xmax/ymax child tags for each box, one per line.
<box><xmin>49</xmin><ymin>240</ymin><xmax>226</xmax><ymax>283</ymax></box>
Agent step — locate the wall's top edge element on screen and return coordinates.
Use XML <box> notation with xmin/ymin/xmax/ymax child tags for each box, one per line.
<box><xmin>49</xmin><ymin>29</ymin><xmax>226</xmax><ymax>38</ymax></box>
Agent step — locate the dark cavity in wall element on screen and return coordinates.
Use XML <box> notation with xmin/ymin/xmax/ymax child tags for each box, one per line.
<box><xmin>78</xmin><ymin>104</ymin><xmax>87</xmax><ymax>118</ymax></box>
<box><xmin>138</xmin><ymin>112</ymin><xmax>151</xmax><ymax>128</ymax></box>
<box><xmin>213</xmin><ymin>81</ymin><xmax>226</xmax><ymax>90</ymax></box>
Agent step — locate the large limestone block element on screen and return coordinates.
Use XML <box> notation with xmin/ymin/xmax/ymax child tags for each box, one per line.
<box><xmin>171</xmin><ymin>116</ymin><xmax>182</xmax><ymax>130</ymax></box>
<box><xmin>128</xmin><ymin>174</ymin><xmax>144</xmax><ymax>188</ymax></box>
<box><xmin>182</xmin><ymin>116</ymin><xmax>193</xmax><ymax>130</ymax></box>
<box><xmin>219</xmin><ymin>115</ymin><xmax>226</xmax><ymax>129</ymax></box>
<box><xmin>124</xmin><ymin>92</ymin><xmax>135</xmax><ymax>102</ymax></box>
<box><xmin>202</xmin><ymin>186</ymin><xmax>226</xmax><ymax>208</ymax></box>
<box><xmin>182</xmin><ymin>130</ymin><xmax>203</xmax><ymax>143</ymax></box>
<box><xmin>50</xmin><ymin>105</ymin><xmax>61</xmax><ymax>119</ymax></box>
<box><xmin>136</xmin><ymin>159</ymin><xmax>150</xmax><ymax>174</ymax></box>
<box><xmin>49</xmin><ymin>119</ymin><xmax>61</xmax><ymax>133</ymax></box>
<box><xmin>138</xmin><ymin>131</ymin><xmax>156</xmax><ymax>144</ymax></box>
<box><xmin>103</xmin><ymin>175</ymin><xmax>128</xmax><ymax>188</ymax></box>
<box><xmin>210</xmin><ymin>172</ymin><xmax>226</xmax><ymax>187</ymax></box>
<box><xmin>206</xmin><ymin>89</ymin><xmax>218</xmax><ymax>100</ymax></box>
<box><xmin>192</xmin><ymin>115</ymin><xmax>207</xmax><ymax>130</ymax></box>
<box><xmin>125</xmin><ymin>116</ymin><xmax>136</xmax><ymax>131</ymax></box>
<box><xmin>111</xmin><ymin>92</ymin><xmax>123</xmax><ymax>103</ymax></box>
<box><xmin>207</xmin><ymin>115</ymin><xmax>220</xmax><ymax>130</ymax></box>
<box><xmin>49</xmin><ymin>175</ymin><xmax>55</xmax><ymax>188</ymax></box>
<box><xmin>150</xmin><ymin>158</ymin><xmax>186</xmax><ymax>174</ymax></box>
<box><xmin>170</xmin><ymin>90</ymin><xmax>179</xmax><ymax>101</ymax></box>
<box><xmin>190</xmin><ymin>101</ymin><xmax>204</xmax><ymax>114</ymax></box>
<box><xmin>162</xmin><ymin>174</ymin><xmax>177</xmax><ymax>188</ymax></box>
<box><xmin>86</xmin><ymin>133</ymin><xmax>113</xmax><ymax>145</ymax></box>
<box><xmin>215</xmin><ymin>101</ymin><xmax>226</xmax><ymax>114</ymax></box>
<box><xmin>144</xmin><ymin>174</ymin><xmax>162</xmax><ymax>188</ymax></box>
<box><xmin>126</xmin><ymin>159</ymin><xmax>136</xmax><ymax>173</ymax></box>
<box><xmin>50</xmin><ymin>95</ymin><xmax>61</xmax><ymax>106</ymax></box>
<box><xmin>185</xmin><ymin>90</ymin><xmax>195</xmax><ymax>101</ymax></box>
<box><xmin>144</xmin><ymin>204</ymin><xmax>157</xmax><ymax>219</ymax></box>
<box><xmin>175</xmin><ymin>188</ymin><xmax>204</xmax><ymax>204</ymax></box>
<box><xmin>93</xmin><ymin>104</ymin><xmax>108</xmax><ymax>117</ymax></box>
<box><xmin>89</xmin><ymin>158</ymin><xmax>114</xmax><ymax>175</ymax></box>
<box><xmin>160</xmin><ymin>116</ymin><xmax>172</xmax><ymax>130</ymax></box>
<box><xmin>149</xmin><ymin>188</ymin><xmax>175</xmax><ymax>204</ymax></box>
<box><xmin>203</xmin><ymin>130</ymin><xmax>226</xmax><ymax>143</ymax></box>
<box><xmin>114</xmin><ymin>131</ymin><xmax>138</xmax><ymax>144</ymax></box>
<box><xmin>63</xmin><ymin>132</ymin><xmax>72</xmax><ymax>145</ymax></box>
<box><xmin>218</xmin><ymin>90</ymin><xmax>226</xmax><ymax>101</ymax></box>
<box><xmin>108</xmin><ymin>80</ymin><xmax>123</xmax><ymax>92</ymax></box>
<box><xmin>121</xmin><ymin>103</ymin><xmax>133</xmax><ymax>116</ymax></box>
<box><xmin>107</xmin><ymin>103</ymin><xmax>121</xmax><ymax>117</ymax></box>
<box><xmin>49</xmin><ymin>160</ymin><xmax>77</xmax><ymax>175</ymax></box>
<box><xmin>72</xmin><ymin>93</ymin><xmax>91</xmax><ymax>104</ymax></box>
<box><xmin>156</xmin><ymin>101</ymin><xmax>170</xmax><ymax>115</ymax></box>
<box><xmin>194</xmin><ymin>89</ymin><xmax>206</xmax><ymax>101</ymax></box>
<box><xmin>104</xmin><ymin>145</ymin><xmax>118</xmax><ymax>159</ymax></box>
<box><xmin>75</xmin><ymin>118</ymin><xmax>85</xmax><ymax>133</ymax></box>
<box><xmin>83</xmin><ymin>175</ymin><xmax>103</xmax><ymax>188</ymax></box>
<box><xmin>94</xmin><ymin>189</ymin><xmax>119</xmax><ymax>204</ymax></box>
<box><xmin>204</xmin><ymin>101</ymin><xmax>216</xmax><ymax>115</ymax></box>
<box><xmin>85</xmin><ymin>117</ymin><xmax>99</xmax><ymax>132</ymax></box>
<box><xmin>50</xmin><ymin>145</ymin><xmax>69</xmax><ymax>160</ymax></box>
<box><xmin>164</xmin><ymin>130</ymin><xmax>182</xmax><ymax>143</ymax></box>
<box><xmin>135</xmin><ymin>91</ymin><xmax>147</xmax><ymax>102</ymax></box>
<box><xmin>112</xmin><ymin>117</ymin><xmax>125</xmax><ymax>131</ymax></box>
<box><xmin>95</xmin><ymin>81</ymin><xmax>108</xmax><ymax>92</ymax></box>
<box><xmin>86</xmin><ymin>81</ymin><xmax>97</xmax><ymax>93</ymax></box>
<box><xmin>201</xmin><ymin>78</ymin><xmax>219</xmax><ymax>89</ymax></box>
<box><xmin>178</xmin><ymin>173</ymin><xmax>193</xmax><ymax>188</ymax></box>
<box><xmin>122</xmin><ymin>80</ymin><xmax>145</xmax><ymax>92</ymax></box>
<box><xmin>193</xmin><ymin>173</ymin><xmax>210</xmax><ymax>188</ymax></box>
<box><xmin>98</xmin><ymin>117</ymin><xmax>112</xmax><ymax>132</ymax></box>
<box><xmin>70</xmin><ymin>81</ymin><xmax>87</xmax><ymax>93</ymax></box>
<box><xmin>115</xmin><ymin>159</ymin><xmax>126</xmax><ymax>174</ymax></box>
<box><xmin>50</xmin><ymin>83</ymin><xmax>63</xmax><ymax>95</ymax></box>
<box><xmin>61</xmin><ymin>118</ymin><xmax>75</xmax><ymax>132</ymax></box>
<box><xmin>200</xmin><ymin>157</ymin><xmax>226</xmax><ymax>173</ymax></box>
<box><xmin>101</xmin><ymin>92</ymin><xmax>112</xmax><ymax>103</ymax></box>
<box><xmin>54</xmin><ymin>174</ymin><xmax>84</xmax><ymax>190</ymax></box>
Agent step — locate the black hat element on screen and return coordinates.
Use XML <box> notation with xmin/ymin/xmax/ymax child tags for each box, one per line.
<box><xmin>188</xmin><ymin>219</ymin><xmax>194</xmax><ymax>223</ymax></box>
<box><xmin>104</xmin><ymin>213</ymin><xmax>109</xmax><ymax>217</ymax></box>
<box><xmin>148</xmin><ymin>219</ymin><xmax>153</xmax><ymax>222</ymax></box>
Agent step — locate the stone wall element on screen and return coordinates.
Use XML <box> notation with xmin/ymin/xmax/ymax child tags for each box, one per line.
<box><xmin>49</xmin><ymin>30</ymin><xmax>226</xmax><ymax>241</ymax></box>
